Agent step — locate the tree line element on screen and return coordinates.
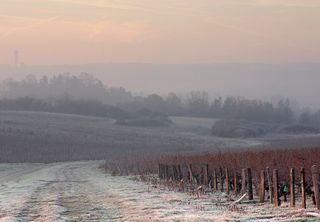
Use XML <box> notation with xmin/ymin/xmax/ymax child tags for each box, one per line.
<box><xmin>0</xmin><ymin>74</ymin><xmax>319</xmax><ymax>126</ymax></box>
<box><xmin>120</xmin><ymin>92</ymin><xmax>294</xmax><ymax>124</ymax></box>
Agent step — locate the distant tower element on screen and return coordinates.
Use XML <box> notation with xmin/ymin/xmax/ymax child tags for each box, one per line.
<box><xmin>14</xmin><ymin>50</ymin><xmax>19</xmax><ymax>67</ymax></box>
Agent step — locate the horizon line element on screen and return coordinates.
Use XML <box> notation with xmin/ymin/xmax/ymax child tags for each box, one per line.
<box><xmin>1</xmin><ymin>62</ymin><xmax>320</xmax><ymax>67</ymax></box>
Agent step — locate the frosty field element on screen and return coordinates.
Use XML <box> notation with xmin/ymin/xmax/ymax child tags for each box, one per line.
<box><xmin>0</xmin><ymin>111</ymin><xmax>320</xmax><ymax>221</ymax></box>
<box><xmin>0</xmin><ymin>161</ymin><xmax>319</xmax><ymax>222</ymax></box>
<box><xmin>0</xmin><ymin>111</ymin><xmax>263</xmax><ymax>163</ymax></box>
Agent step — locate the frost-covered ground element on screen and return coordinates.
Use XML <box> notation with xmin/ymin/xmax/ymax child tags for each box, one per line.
<box><xmin>0</xmin><ymin>161</ymin><xmax>319</xmax><ymax>222</ymax></box>
<box><xmin>0</xmin><ymin>111</ymin><xmax>262</xmax><ymax>163</ymax></box>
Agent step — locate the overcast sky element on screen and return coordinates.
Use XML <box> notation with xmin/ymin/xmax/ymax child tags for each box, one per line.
<box><xmin>1</xmin><ymin>0</ymin><xmax>320</xmax><ymax>65</ymax></box>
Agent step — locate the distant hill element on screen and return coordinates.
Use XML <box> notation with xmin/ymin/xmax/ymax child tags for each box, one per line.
<box><xmin>0</xmin><ymin>111</ymin><xmax>256</xmax><ymax>163</ymax></box>
<box><xmin>1</xmin><ymin>63</ymin><xmax>320</xmax><ymax>107</ymax></box>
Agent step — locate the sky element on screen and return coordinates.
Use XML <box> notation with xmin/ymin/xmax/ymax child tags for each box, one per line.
<box><xmin>0</xmin><ymin>0</ymin><xmax>320</xmax><ymax>65</ymax></box>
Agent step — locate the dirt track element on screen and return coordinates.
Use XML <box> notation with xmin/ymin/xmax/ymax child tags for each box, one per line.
<box><xmin>0</xmin><ymin>161</ymin><xmax>319</xmax><ymax>222</ymax></box>
<box><xmin>0</xmin><ymin>162</ymin><xmax>138</xmax><ymax>221</ymax></box>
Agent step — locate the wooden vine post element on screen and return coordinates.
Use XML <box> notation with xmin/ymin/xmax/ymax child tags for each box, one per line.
<box><xmin>311</xmin><ymin>165</ymin><xmax>320</xmax><ymax>210</ymax></box>
<box><xmin>266</xmin><ymin>167</ymin><xmax>273</xmax><ymax>204</ymax></box>
<box><xmin>177</xmin><ymin>165</ymin><xmax>183</xmax><ymax>181</ymax></box>
<box><xmin>247</xmin><ymin>168</ymin><xmax>253</xmax><ymax>200</ymax></box>
<box><xmin>241</xmin><ymin>168</ymin><xmax>246</xmax><ymax>194</ymax></box>
<box><xmin>203</xmin><ymin>164</ymin><xmax>209</xmax><ymax>186</ymax></box>
<box><xmin>213</xmin><ymin>169</ymin><xmax>218</xmax><ymax>192</ymax></box>
<box><xmin>219</xmin><ymin>167</ymin><xmax>224</xmax><ymax>192</ymax></box>
<box><xmin>172</xmin><ymin>165</ymin><xmax>178</xmax><ymax>181</ymax></box>
<box><xmin>260</xmin><ymin>170</ymin><xmax>265</xmax><ymax>203</ymax></box>
<box><xmin>165</xmin><ymin>165</ymin><xmax>169</xmax><ymax>181</ymax></box>
<box><xmin>301</xmin><ymin>167</ymin><xmax>306</xmax><ymax>209</ymax></box>
<box><xmin>290</xmin><ymin>168</ymin><xmax>295</xmax><ymax>208</ymax></box>
<box><xmin>234</xmin><ymin>171</ymin><xmax>238</xmax><ymax>194</ymax></box>
<box><xmin>162</xmin><ymin>164</ymin><xmax>165</xmax><ymax>179</ymax></box>
<box><xmin>225</xmin><ymin>168</ymin><xmax>230</xmax><ymax>194</ymax></box>
<box><xmin>158</xmin><ymin>163</ymin><xmax>161</xmax><ymax>179</ymax></box>
<box><xmin>273</xmin><ymin>169</ymin><xmax>279</xmax><ymax>207</ymax></box>
<box><xmin>188</xmin><ymin>164</ymin><xmax>194</xmax><ymax>183</ymax></box>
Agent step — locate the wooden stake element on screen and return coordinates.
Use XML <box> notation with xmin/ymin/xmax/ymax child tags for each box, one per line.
<box><xmin>219</xmin><ymin>167</ymin><xmax>224</xmax><ymax>192</ymax></box>
<box><xmin>273</xmin><ymin>169</ymin><xmax>279</xmax><ymax>207</ymax></box>
<box><xmin>241</xmin><ymin>168</ymin><xmax>246</xmax><ymax>195</ymax></box>
<box><xmin>247</xmin><ymin>168</ymin><xmax>253</xmax><ymax>200</ymax></box>
<box><xmin>234</xmin><ymin>172</ymin><xmax>238</xmax><ymax>194</ymax></box>
<box><xmin>311</xmin><ymin>165</ymin><xmax>320</xmax><ymax>210</ymax></box>
<box><xmin>266</xmin><ymin>167</ymin><xmax>273</xmax><ymax>204</ymax></box>
<box><xmin>188</xmin><ymin>164</ymin><xmax>194</xmax><ymax>183</ymax></box>
<box><xmin>225</xmin><ymin>168</ymin><xmax>230</xmax><ymax>194</ymax></box>
<box><xmin>290</xmin><ymin>168</ymin><xmax>295</xmax><ymax>208</ymax></box>
<box><xmin>172</xmin><ymin>165</ymin><xmax>177</xmax><ymax>181</ymax></box>
<box><xmin>203</xmin><ymin>164</ymin><xmax>209</xmax><ymax>186</ymax></box>
<box><xmin>301</xmin><ymin>167</ymin><xmax>306</xmax><ymax>209</ymax></box>
<box><xmin>161</xmin><ymin>164</ymin><xmax>165</xmax><ymax>179</ymax></box>
<box><xmin>260</xmin><ymin>170</ymin><xmax>265</xmax><ymax>203</ymax></box>
<box><xmin>177</xmin><ymin>165</ymin><xmax>183</xmax><ymax>180</ymax></box>
<box><xmin>213</xmin><ymin>169</ymin><xmax>217</xmax><ymax>192</ymax></box>
<box><xmin>165</xmin><ymin>165</ymin><xmax>169</xmax><ymax>181</ymax></box>
<box><xmin>158</xmin><ymin>163</ymin><xmax>162</xmax><ymax>179</ymax></box>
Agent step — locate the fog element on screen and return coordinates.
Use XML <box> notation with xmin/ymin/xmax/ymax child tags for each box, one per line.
<box><xmin>1</xmin><ymin>1</ymin><xmax>320</xmax><ymax>220</ymax></box>
<box><xmin>1</xmin><ymin>63</ymin><xmax>320</xmax><ymax>108</ymax></box>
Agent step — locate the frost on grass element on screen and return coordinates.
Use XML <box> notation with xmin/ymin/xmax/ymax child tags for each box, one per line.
<box><xmin>0</xmin><ymin>111</ymin><xmax>262</xmax><ymax>163</ymax></box>
<box><xmin>0</xmin><ymin>161</ymin><xmax>319</xmax><ymax>222</ymax></box>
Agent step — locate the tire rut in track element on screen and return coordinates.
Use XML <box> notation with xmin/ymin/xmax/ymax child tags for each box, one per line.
<box><xmin>12</xmin><ymin>163</ymin><xmax>123</xmax><ymax>221</ymax></box>
<box><xmin>56</xmin><ymin>163</ymin><xmax>124</xmax><ymax>221</ymax></box>
<box><xmin>4</xmin><ymin>162</ymin><xmax>127</xmax><ymax>221</ymax></box>
<box><xmin>14</xmin><ymin>166</ymin><xmax>69</xmax><ymax>221</ymax></box>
